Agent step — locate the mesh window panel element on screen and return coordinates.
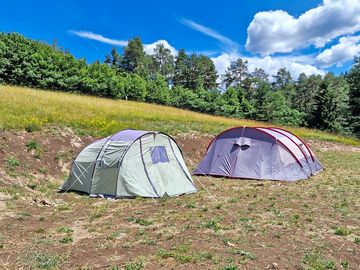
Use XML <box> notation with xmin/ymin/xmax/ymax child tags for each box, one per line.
<box><xmin>150</xmin><ymin>146</ymin><xmax>169</xmax><ymax>164</ymax></box>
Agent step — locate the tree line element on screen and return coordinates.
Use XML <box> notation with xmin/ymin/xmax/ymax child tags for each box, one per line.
<box><xmin>0</xmin><ymin>32</ymin><xmax>359</xmax><ymax>137</ymax></box>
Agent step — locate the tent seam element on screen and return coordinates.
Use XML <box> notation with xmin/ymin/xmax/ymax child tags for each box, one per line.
<box><xmin>139</xmin><ymin>136</ymin><xmax>160</xmax><ymax>197</ymax></box>
<box><xmin>167</xmin><ymin>137</ymin><xmax>197</xmax><ymax>190</ymax></box>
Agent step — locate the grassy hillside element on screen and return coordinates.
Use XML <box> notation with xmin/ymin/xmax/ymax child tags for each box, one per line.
<box><xmin>1</xmin><ymin>85</ymin><xmax>359</xmax><ymax>145</ymax></box>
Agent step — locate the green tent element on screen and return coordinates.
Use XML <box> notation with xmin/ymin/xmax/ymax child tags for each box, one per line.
<box><xmin>61</xmin><ymin>129</ymin><xmax>197</xmax><ymax>198</ymax></box>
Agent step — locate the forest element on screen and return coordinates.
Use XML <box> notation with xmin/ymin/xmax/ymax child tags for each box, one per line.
<box><xmin>0</xmin><ymin>32</ymin><xmax>359</xmax><ymax>137</ymax></box>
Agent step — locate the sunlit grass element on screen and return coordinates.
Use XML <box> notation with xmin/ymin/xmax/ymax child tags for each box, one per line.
<box><xmin>1</xmin><ymin>85</ymin><xmax>359</xmax><ymax>145</ymax></box>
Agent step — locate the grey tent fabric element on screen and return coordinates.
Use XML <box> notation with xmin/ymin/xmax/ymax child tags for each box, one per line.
<box><xmin>194</xmin><ymin>127</ymin><xmax>323</xmax><ymax>181</ymax></box>
<box><xmin>61</xmin><ymin>129</ymin><xmax>197</xmax><ymax>198</ymax></box>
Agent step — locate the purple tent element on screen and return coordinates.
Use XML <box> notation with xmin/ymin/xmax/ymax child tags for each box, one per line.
<box><xmin>194</xmin><ymin>127</ymin><xmax>323</xmax><ymax>181</ymax></box>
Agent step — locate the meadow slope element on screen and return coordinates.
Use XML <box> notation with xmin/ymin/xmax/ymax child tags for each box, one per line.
<box><xmin>1</xmin><ymin>85</ymin><xmax>359</xmax><ymax>146</ymax></box>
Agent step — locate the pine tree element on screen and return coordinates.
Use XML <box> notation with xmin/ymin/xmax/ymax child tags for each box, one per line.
<box><xmin>346</xmin><ymin>57</ymin><xmax>360</xmax><ymax>137</ymax></box>
<box><xmin>173</xmin><ymin>49</ymin><xmax>190</xmax><ymax>87</ymax></box>
<box><xmin>221</xmin><ymin>58</ymin><xmax>249</xmax><ymax>89</ymax></box>
<box><xmin>121</xmin><ymin>37</ymin><xmax>149</xmax><ymax>77</ymax></box>
<box><xmin>151</xmin><ymin>44</ymin><xmax>175</xmax><ymax>82</ymax></box>
<box><xmin>294</xmin><ymin>73</ymin><xmax>322</xmax><ymax>126</ymax></box>
<box><xmin>310</xmin><ymin>73</ymin><xmax>349</xmax><ymax>132</ymax></box>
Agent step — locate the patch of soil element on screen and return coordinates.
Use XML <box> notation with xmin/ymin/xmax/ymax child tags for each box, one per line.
<box><xmin>175</xmin><ymin>133</ymin><xmax>213</xmax><ymax>167</ymax></box>
<box><xmin>308</xmin><ymin>139</ymin><xmax>360</xmax><ymax>152</ymax></box>
<box><xmin>0</xmin><ymin>127</ymin><xmax>93</xmax><ymax>182</ymax></box>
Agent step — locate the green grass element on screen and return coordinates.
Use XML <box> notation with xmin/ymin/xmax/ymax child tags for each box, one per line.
<box><xmin>1</xmin><ymin>85</ymin><xmax>359</xmax><ymax>145</ymax></box>
<box><xmin>334</xmin><ymin>226</ymin><xmax>351</xmax><ymax>236</ymax></box>
<box><xmin>23</xmin><ymin>251</ymin><xmax>60</xmax><ymax>269</ymax></box>
<box><xmin>5</xmin><ymin>156</ymin><xmax>19</xmax><ymax>170</ymax></box>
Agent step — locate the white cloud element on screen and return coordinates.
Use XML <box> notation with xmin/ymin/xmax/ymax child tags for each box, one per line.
<box><xmin>69</xmin><ymin>30</ymin><xmax>178</xmax><ymax>56</ymax></box>
<box><xmin>143</xmin><ymin>40</ymin><xmax>177</xmax><ymax>56</ymax></box>
<box><xmin>69</xmin><ymin>30</ymin><xmax>128</xmax><ymax>46</ymax></box>
<box><xmin>211</xmin><ymin>53</ymin><xmax>325</xmax><ymax>81</ymax></box>
<box><xmin>179</xmin><ymin>18</ymin><xmax>238</xmax><ymax>52</ymax></box>
<box><xmin>247</xmin><ymin>55</ymin><xmax>325</xmax><ymax>79</ymax></box>
<box><xmin>315</xmin><ymin>35</ymin><xmax>360</xmax><ymax>67</ymax></box>
<box><xmin>246</xmin><ymin>0</ymin><xmax>360</xmax><ymax>55</ymax></box>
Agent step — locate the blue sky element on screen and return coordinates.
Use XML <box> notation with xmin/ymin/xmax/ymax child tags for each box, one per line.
<box><xmin>1</xmin><ymin>0</ymin><xmax>360</xmax><ymax>79</ymax></box>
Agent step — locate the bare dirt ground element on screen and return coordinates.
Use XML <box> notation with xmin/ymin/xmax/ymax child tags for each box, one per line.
<box><xmin>0</xmin><ymin>129</ymin><xmax>359</xmax><ymax>270</ymax></box>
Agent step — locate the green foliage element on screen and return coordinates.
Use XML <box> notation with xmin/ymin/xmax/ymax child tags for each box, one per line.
<box><xmin>57</xmin><ymin>226</ymin><xmax>73</xmax><ymax>234</ymax></box>
<box><xmin>294</xmin><ymin>73</ymin><xmax>322</xmax><ymax>125</ymax></box>
<box><xmin>354</xmin><ymin>237</ymin><xmax>360</xmax><ymax>244</ymax></box>
<box><xmin>59</xmin><ymin>236</ymin><xmax>73</xmax><ymax>244</ymax></box>
<box><xmin>303</xmin><ymin>251</ymin><xmax>336</xmax><ymax>270</ymax></box>
<box><xmin>151</xmin><ymin>43</ymin><xmax>175</xmax><ymax>82</ymax></box>
<box><xmin>204</xmin><ymin>217</ymin><xmax>223</xmax><ymax>232</ymax></box>
<box><xmin>222</xmin><ymin>59</ymin><xmax>249</xmax><ymax>89</ymax></box>
<box><xmin>25</xmin><ymin>140</ymin><xmax>40</xmax><ymax>151</ymax></box>
<box><xmin>146</xmin><ymin>74</ymin><xmax>170</xmax><ymax>104</ymax></box>
<box><xmin>334</xmin><ymin>226</ymin><xmax>351</xmax><ymax>236</ymax></box>
<box><xmin>122</xmin><ymin>73</ymin><xmax>147</xmax><ymax>101</ymax></box>
<box><xmin>5</xmin><ymin>156</ymin><xmax>19</xmax><ymax>170</ymax></box>
<box><xmin>346</xmin><ymin>56</ymin><xmax>360</xmax><ymax>137</ymax></box>
<box><xmin>219</xmin><ymin>265</ymin><xmax>238</xmax><ymax>270</ymax></box>
<box><xmin>127</xmin><ymin>217</ymin><xmax>153</xmax><ymax>226</ymax></box>
<box><xmin>121</xmin><ymin>37</ymin><xmax>149</xmax><ymax>77</ymax></box>
<box><xmin>263</xmin><ymin>91</ymin><xmax>305</xmax><ymax>126</ymax></box>
<box><xmin>24</xmin><ymin>251</ymin><xmax>60</xmax><ymax>269</ymax></box>
<box><xmin>310</xmin><ymin>73</ymin><xmax>349</xmax><ymax>132</ymax></box>
<box><xmin>124</xmin><ymin>259</ymin><xmax>144</xmax><ymax>270</ymax></box>
<box><xmin>0</xmin><ymin>32</ymin><xmax>359</xmax><ymax>137</ymax></box>
<box><xmin>173</xmin><ymin>49</ymin><xmax>217</xmax><ymax>90</ymax></box>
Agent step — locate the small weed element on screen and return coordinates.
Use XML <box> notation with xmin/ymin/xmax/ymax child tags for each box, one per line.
<box><xmin>239</xmin><ymin>217</ymin><xmax>251</xmax><ymax>222</ymax></box>
<box><xmin>156</xmin><ymin>248</ymin><xmax>191</xmax><ymax>264</ymax></box>
<box><xmin>59</xmin><ymin>236</ymin><xmax>73</xmax><ymax>244</ymax></box>
<box><xmin>290</xmin><ymin>214</ymin><xmax>300</xmax><ymax>223</ymax></box>
<box><xmin>57</xmin><ymin>226</ymin><xmax>73</xmax><ymax>234</ymax></box>
<box><xmin>25</xmin><ymin>140</ymin><xmax>40</xmax><ymax>151</ymax></box>
<box><xmin>17</xmin><ymin>211</ymin><xmax>31</xmax><ymax>220</ymax></box>
<box><xmin>123</xmin><ymin>257</ymin><xmax>144</xmax><ymax>270</ymax></box>
<box><xmin>334</xmin><ymin>227</ymin><xmax>351</xmax><ymax>236</ymax></box>
<box><xmin>142</xmin><ymin>238</ymin><xmax>155</xmax><ymax>245</ymax></box>
<box><xmin>124</xmin><ymin>261</ymin><xmax>143</xmax><ymax>270</ymax></box>
<box><xmin>25</xmin><ymin>119</ymin><xmax>41</xmax><ymax>132</ymax></box>
<box><xmin>57</xmin><ymin>205</ymin><xmax>71</xmax><ymax>212</ymax></box>
<box><xmin>353</xmin><ymin>237</ymin><xmax>360</xmax><ymax>244</ymax></box>
<box><xmin>122</xmin><ymin>242</ymin><xmax>131</xmax><ymax>248</ymax></box>
<box><xmin>127</xmin><ymin>217</ymin><xmax>153</xmax><ymax>226</ymax></box>
<box><xmin>205</xmin><ymin>217</ymin><xmax>223</xmax><ymax>232</ymax></box>
<box><xmin>55</xmin><ymin>149</ymin><xmax>73</xmax><ymax>162</ymax></box>
<box><xmin>27</xmin><ymin>183</ymin><xmax>38</xmax><ymax>190</ymax></box>
<box><xmin>185</xmin><ymin>202</ymin><xmax>196</xmax><ymax>208</ymax></box>
<box><xmin>0</xmin><ymin>234</ymin><xmax>3</xmax><ymax>249</ymax></box>
<box><xmin>90</xmin><ymin>212</ymin><xmax>102</xmax><ymax>221</ymax></box>
<box><xmin>341</xmin><ymin>261</ymin><xmax>349</xmax><ymax>269</ymax></box>
<box><xmin>24</xmin><ymin>251</ymin><xmax>60</xmax><ymax>269</ymax></box>
<box><xmin>219</xmin><ymin>265</ymin><xmax>238</xmax><ymax>270</ymax></box>
<box><xmin>39</xmin><ymin>167</ymin><xmax>48</xmax><ymax>174</ymax></box>
<box><xmin>106</xmin><ymin>231</ymin><xmax>125</xmax><ymax>241</ymax></box>
<box><xmin>228</xmin><ymin>197</ymin><xmax>240</xmax><ymax>203</ymax></box>
<box><xmin>303</xmin><ymin>251</ymin><xmax>336</xmax><ymax>270</ymax></box>
<box><xmin>5</xmin><ymin>156</ymin><xmax>19</xmax><ymax>170</ymax></box>
<box><xmin>228</xmin><ymin>248</ymin><xmax>257</xmax><ymax>260</ymax></box>
<box><xmin>34</xmin><ymin>227</ymin><xmax>46</xmax><ymax>233</ymax></box>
